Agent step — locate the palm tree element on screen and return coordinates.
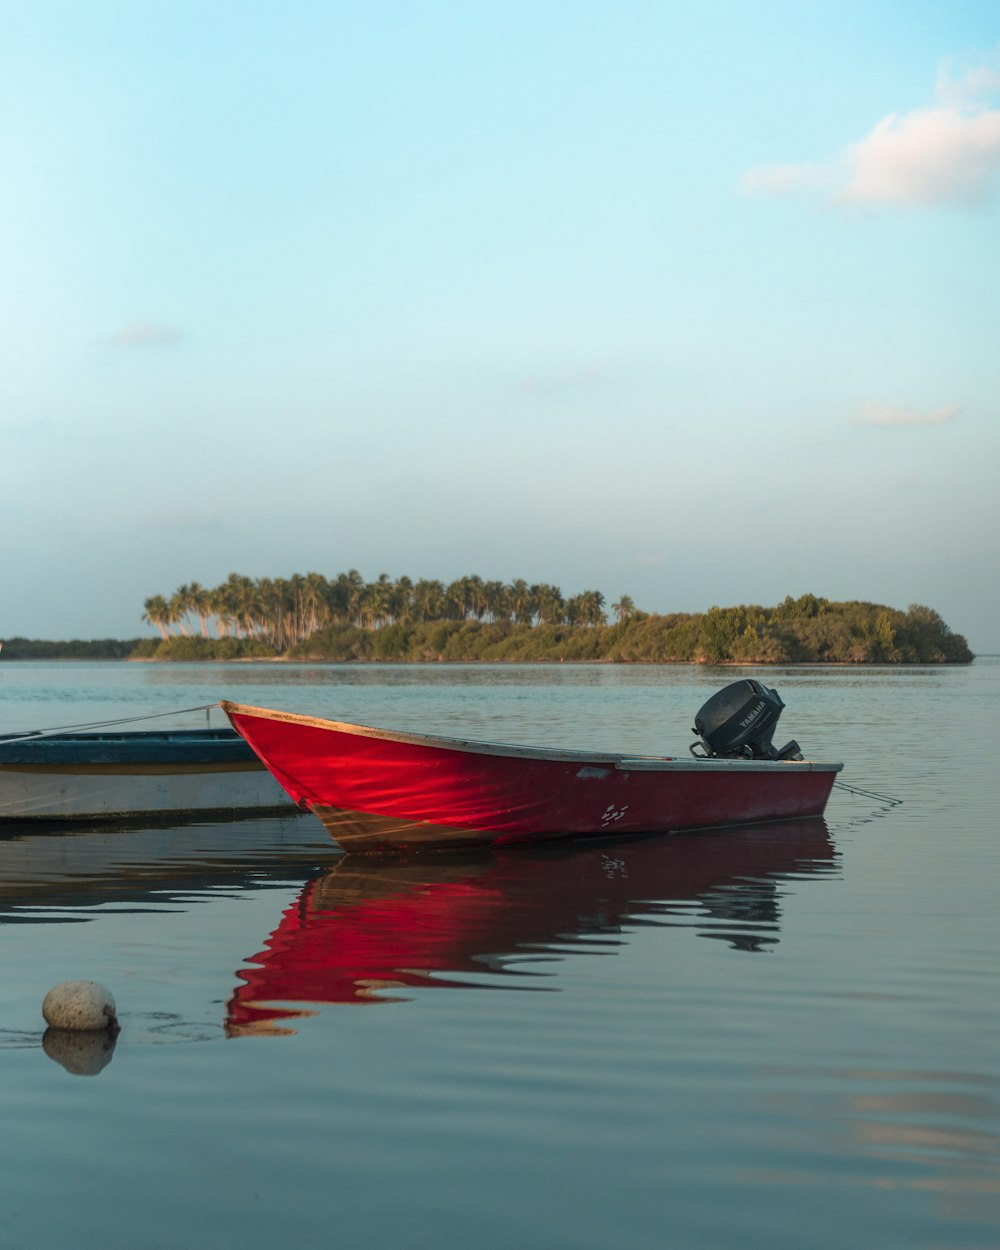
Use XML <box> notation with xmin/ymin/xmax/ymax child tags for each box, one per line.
<box><xmin>360</xmin><ymin>574</ymin><xmax>393</xmax><ymax>629</ymax></box>
<box><xmin>441</xmin><ymin>579</ymin><xmax>465</xmax><ymax>621</ymax></box>
<box><xmin>302</xmin><ymin>572</ymin><xmax>331</xmax><ymax>638</ymax></box>
<box><xmin>390</xmin><ymin>575</ymin><xmax>414</xmax><ymax>623</ymax></box>
<box><xmin>466</xmin><ymin>574</ymin><xmax>487</xmax><ymax>620</ymax></box>
<box><xmin>218</xmin><ymin>573</ymin><xmax>256</xmax><ymax>638</ymax></box>
<box><xmin>345</xmin><ymin>569</ymin><xmax>366</xmax><ymax>627</ymax></box>
<box><xmin>612</xmin><ymin>594</ymin><xmax>636</xmax><ymax>623</ymax></box>
<box><xmin>206</xmin><ymin>586</ymin><xmax>227</xmax><ymax>637</ymax></box>
<box><xmin>483</xmin><ymin>580</ymin><xmax>509</xmax><ymax>623</ymax></box>
<box><xmin>285</xmin><ymin>573</ymin><xmax>308</xmax><ymax>643</ymax></box>
<box><xmin>167</xmin><ymin>586</ymin><xmax>194</xmax><ymax>637</ymax></box>
<box><xmin>532</xmin><ymin>583</ymin><xmax>565</xmax><ymax>625</ymax></box>
<box><xmin>257</xmin><ymin>578</ymin><xmax>285</xmax><ymax>648</ymax></box>
<box><xmin>142</xmin><ymin>595</ymin><xmax>172</xmax><ymax>640</ymax></box>
<box><xmin>185</xmin><ymin>582</ymin><xmax>212</xmax><ymax>638</ymax></box>
<box><xmin>413</xmin><ymin>579</ymin><xmax>446</xmax><ymax>622</ymax></box>
<box><xmin>325</xmin><ymin>571</ymin><xmax>357</xmax><ymax>625</ymax></box>
<box><xmin>567</xmin><ymin>590</ymin><xmax>606</xmax><ymax>627</ymax></box>
<box><xmin>508</xmin><ymin>579</ymin><xmax>534</xmax><ymax>625</ymax></box>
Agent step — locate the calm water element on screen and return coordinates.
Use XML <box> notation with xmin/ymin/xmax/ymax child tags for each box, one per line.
<box><xmin>1</xmin><ymin>660</ymin><xmax>999</xmax><ymax>1249</ymax></box>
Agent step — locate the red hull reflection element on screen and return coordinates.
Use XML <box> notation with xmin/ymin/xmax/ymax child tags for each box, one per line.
<box><xmin>227</xmin><ymin>819</ymin><xmax>836</xmax><ymax>1033</ymax></box>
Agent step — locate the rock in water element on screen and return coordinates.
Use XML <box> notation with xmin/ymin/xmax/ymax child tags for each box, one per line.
<box><xmin>42</xmin><ymin>981</ymin><xmax>119</xmax><ymax>1033</ymax></box>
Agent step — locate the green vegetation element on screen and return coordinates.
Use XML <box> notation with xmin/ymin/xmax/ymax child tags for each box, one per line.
<box><xmin>126</xmin><ymin>576</ymin><xmax>973</xmax><ymax>664</ymax></box>
<box><xmin>0</xmin><ymin>637</ymin><xmax>142</xmax><ymax>660</ymax></box>
<box><xmin>0</xmin><ymin>584</ymin><xmax>971</xmax><ymax>663</ymax></box>
<box><xmin>141</xmin><ymin>572</ymin><xmax>614</xmax><ymax>648</ymax></box>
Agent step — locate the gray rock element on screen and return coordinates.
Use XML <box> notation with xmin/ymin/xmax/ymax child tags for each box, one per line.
<box><xmin>42</xmin><ymin>981</ymin><xmax>119</xmax><ymax>1033</ymax></box>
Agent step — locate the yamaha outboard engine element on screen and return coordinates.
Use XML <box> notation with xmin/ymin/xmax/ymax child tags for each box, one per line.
<box><xmin>690</xmin><ymin>679</ymin><xmax>802</xmax><ymax>760</ymax></box>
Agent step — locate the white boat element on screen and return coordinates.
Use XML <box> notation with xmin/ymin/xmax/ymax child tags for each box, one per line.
<box><xmin>0</xmin><ymin>727</ymin><xmax>296</xmax><ymax>823</ymax></box>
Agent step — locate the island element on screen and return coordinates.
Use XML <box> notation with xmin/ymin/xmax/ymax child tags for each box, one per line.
<box><xmin>1</xmin><ymin>574</ymin><xmax>975</xmax><ymax>664</ymax></box>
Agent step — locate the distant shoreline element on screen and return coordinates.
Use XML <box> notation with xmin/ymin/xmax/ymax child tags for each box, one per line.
<box><xmin>0</xmin><ymin>651</ymin><xmax>979</xmax><ymax>668</ymax></box>
<box><xmin>0</xmin><ymin>599</ymin><xmax>976</xmax><ymax>665</ymax></box>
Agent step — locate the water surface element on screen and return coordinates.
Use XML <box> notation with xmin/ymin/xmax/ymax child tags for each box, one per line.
<box><xmin>1</xmin><ymin>660</ymin><xmax>998</xmax><ymax>1248</ymax></box>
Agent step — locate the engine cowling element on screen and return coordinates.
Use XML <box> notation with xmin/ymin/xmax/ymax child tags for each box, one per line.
<box><xmin>691</xmin><ymin>679</ymin><xmax>802</xmax><ymax>760</ymax></box>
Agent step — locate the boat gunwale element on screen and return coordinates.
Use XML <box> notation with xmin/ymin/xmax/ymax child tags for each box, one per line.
<box><xmin>220</xmin><ymin>701</ymin><xmax>844</xmax><ymax>774</ymax></box>
<box><xmin>0</xmin><ymin>726</ymin><xmax>260</xmax><ymax>767</ymax></box>
<box><xmin>0</xmin><ymin>728</ymin><xmax>239</xmax><ymax>745</ymax></box>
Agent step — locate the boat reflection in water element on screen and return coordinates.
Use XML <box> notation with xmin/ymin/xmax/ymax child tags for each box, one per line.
<box><xmin>227</xmin><ymin>818</ymin><xmax>838</xmax><ymax>1033</ymax></box>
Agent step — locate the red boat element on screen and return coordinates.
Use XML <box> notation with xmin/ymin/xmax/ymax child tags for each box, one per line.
<box><xmin>220</xmin><ymin>680</ymin><xmax>842</xmax><ymax>854</ymax></box>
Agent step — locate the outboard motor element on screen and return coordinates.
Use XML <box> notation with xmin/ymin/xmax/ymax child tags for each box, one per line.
<box><xmin>690</xmin><ymin>679</ymin><xmax>802</xmax><ymax>760</ymax></box>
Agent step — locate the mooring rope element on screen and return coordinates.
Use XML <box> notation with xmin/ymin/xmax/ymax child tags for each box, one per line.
<box><xmin>833</xmin><ymin>780</ymin><xmax>903</xmax><ymax>806</ymax></box>
<box><xmin>0</xmin><ymin>703</ymin><xmax>220</xmax><ymax>745</ymax></box>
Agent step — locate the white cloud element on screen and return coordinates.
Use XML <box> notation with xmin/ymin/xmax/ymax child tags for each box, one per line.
<box><xmin>839</xmin><ymin>105</ymin><xmax>1000</xmax><ymax>206</ymax></box>
<box><xmin>935</xmin><ymin>48</ymin><xmax>1000</xmax><ymax>104</ymax></box>
<box><xmin>745</xmin><ymin>46</ymin><xmax>1000</xmax><ymax>210</ymax></box>
<box><xmin>854</xmin><ymin>402</ymin><xmax>960</xmax><ymax>428</ymax></box>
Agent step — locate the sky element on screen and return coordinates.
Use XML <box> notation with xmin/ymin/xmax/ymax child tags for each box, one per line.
<box><xmin>2</xmin><ymin>1</ymin><xmax>999</xmax><ymax>651</ymax></box>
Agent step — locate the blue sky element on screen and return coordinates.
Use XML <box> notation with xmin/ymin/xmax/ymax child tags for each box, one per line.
<box><xmin>3</xmin><ymin>1</ymin><xmax>999</xmax><ymax>650</ymax></box>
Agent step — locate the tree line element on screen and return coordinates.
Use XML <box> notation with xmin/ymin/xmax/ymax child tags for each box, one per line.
<box><xmin>127</xmin><ymin>582</ymin><xmax>973</xmax><ymax>664</ymax></box>
<box><xmin>142</xmin><ymin>571</ymin><xmax>629</xmax><ymax>650</ymax></box>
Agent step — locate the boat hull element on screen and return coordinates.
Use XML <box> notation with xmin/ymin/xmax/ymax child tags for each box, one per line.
<box><xmin>221</xmin><ymin>702</ymin><xmax>842</xmax><ymax>853</ymax></box>
<box><xmin>0</xmin><ymin>728</ymin><xmax>295</xmax><ymax>822</ymax></box>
